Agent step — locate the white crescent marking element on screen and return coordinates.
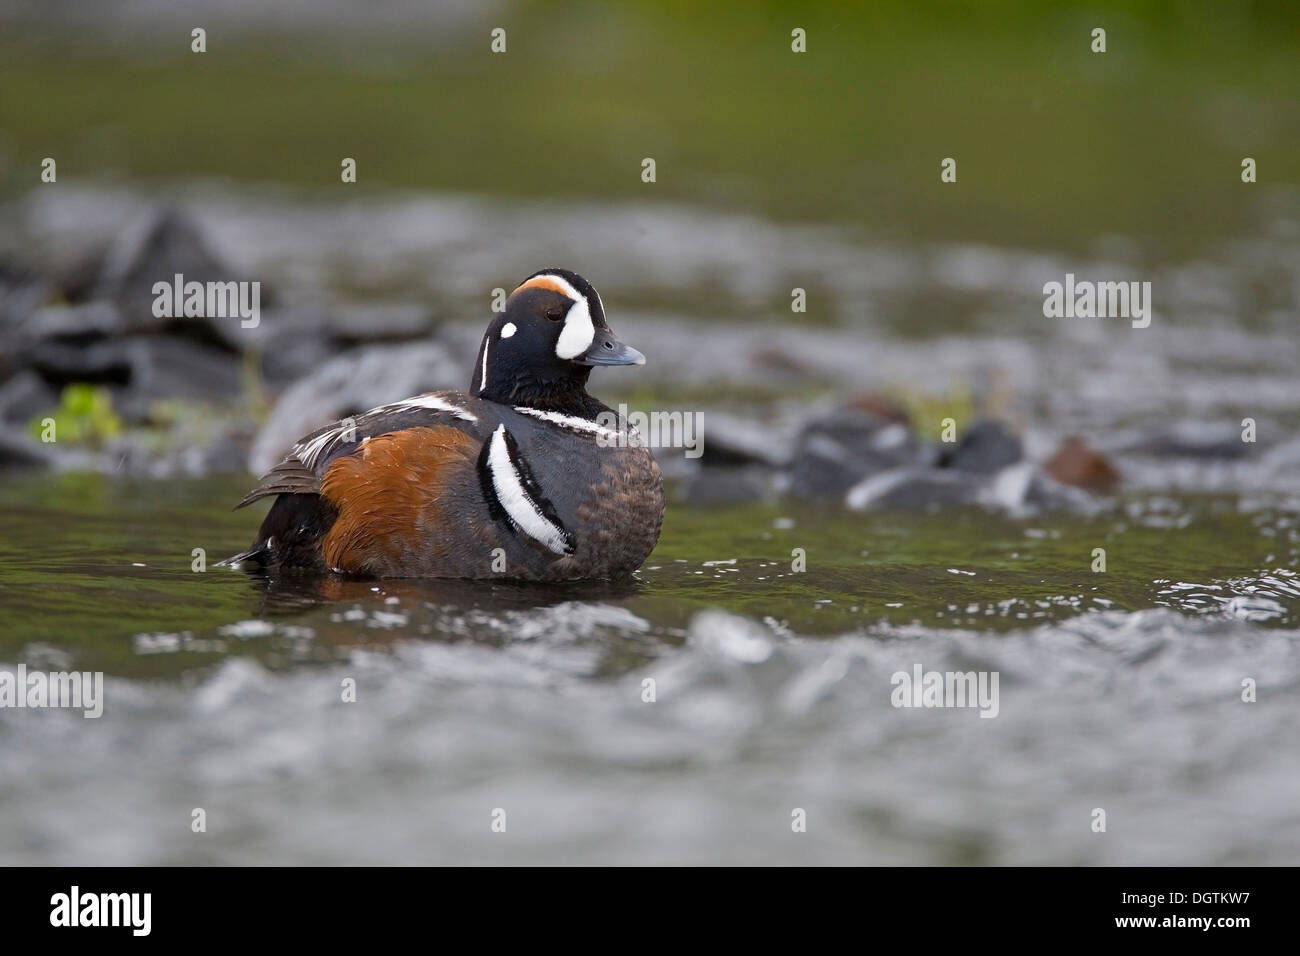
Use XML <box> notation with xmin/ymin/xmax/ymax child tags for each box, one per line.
<box><xmin>486</xmin><ymin>425</ymin><xmax>571</xmax><ymax>555</ymax></box>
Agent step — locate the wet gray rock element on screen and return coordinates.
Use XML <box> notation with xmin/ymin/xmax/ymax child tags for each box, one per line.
<box><xmin>0</xmin><ymin>207</ymin><xmax>449</xmax><ymax>475</ymax></box>
<box><xmin>249</xmin><ymin>340</ymin><xmax>461</xmax><ymax>474</ymax></box>
<box><xmin>115</xmin><ymin>338</ymin><xmax>246</xmax><ymax>418</ymax></box>
<box><xmin>21</xmin><ymin>338</ymin><xmax>134</xmax><ymax>388</ymax></box>
<box><xmin>1120</xmin><ymin>420</ymin><xmax>1251</xmax><ymax>460</ymax></box>
<box><xmin>93</xmin><ymin>207</ymin><xmax>261</xmax><ymax>347</ymax></box>
<box><xmin>847</xmin><ymin>459</ymin><xmax>1103</xmax><ymax>515</ymax></box>
<box><xmin>0</xmin><ymin>370</ymin><xmax>59</xmax><ymax>424</ymax></box>
<box><xmin>14</xmin><ymin>302</ymin><xmax>126</xmax><ymax>348</ymax></box>
<box><xmin>694</xmin><ymin>411</ymin><xmax>792</xmax><ymax>468</ymax></box>
<box><xmin>935</xmin><ymin>419</ymin><xmax>1023</xmax><ymax>473</ymax></box>
<box><xmin>317</xmin><ymin>302</ymin><xmax>438</xmax><ymax>347</ymax></box>
<box><xmin>1262</xmin><ymin>434</ymin><xmax>1300</xmax><ymax>472</ymax></box>
<box><xmin>790</xmin><ymin>402</ymin><xmax>918</xmax><ymax>498</ymax></box>
<box><xmin>678</xmin><ymin>465</ymin><xmax>772</xmax><ymax>505</ymax></box>
<box><xmin>0</xmin><ymin>259</ymin><xmax>51</xmax><ymax>326</ymax></box>
<box><xmin>105</xmin><ymin>426</ymin><xmax>252</xmax><ymax>479</ymax></box>
<box><xmin>977</xmin><ymin>462</ymin><xmax>1099</xmax><ymax>515</ymax></box>
<box><xmin>845</xmin><ymin>467</ymin><xmax>976</xmax><ymax>510</ymax></box>
<box><xmin>20</xmin><ymin>337</ymin><xmax>243</xmax><ymax>421</ymax></box>
<box><xmin>221</xmin><ymin>303</ymin><xmax>439</xmax><ymax>385</ymax></box>
<box><xmin>0</xmin><ymin>431</ymin><xmax>59</xmax><ymax>470</ymax></box>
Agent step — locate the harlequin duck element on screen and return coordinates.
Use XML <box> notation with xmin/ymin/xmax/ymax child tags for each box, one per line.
<box><xmin>227</xmin><ymin>269</ymin><xmax>664</xmax><ymax>580</ymax></box>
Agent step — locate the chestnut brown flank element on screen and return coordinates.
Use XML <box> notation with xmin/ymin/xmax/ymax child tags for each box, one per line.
<box><xmin>320</xmin><ymin>426</ymin><xmax>479</xmax><ymax>573</ymax></box>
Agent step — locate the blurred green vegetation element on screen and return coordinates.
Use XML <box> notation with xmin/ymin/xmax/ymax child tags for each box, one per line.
<box><xmin>1</xmin><ymin>0</ymin><xmax>1296</xmax><ymax>253</ymax></box>
<box><xmin>28</xmin><ymin>384</ymin><xmax>124</xmax><ymax>445</ymax></box>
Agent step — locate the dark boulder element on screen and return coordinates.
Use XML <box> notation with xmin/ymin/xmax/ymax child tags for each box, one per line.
<box><xmin>789</xmin><ymin>396</ymin><xmax>917</xmax><ymax>497</ymax></box>
<box><xmin>936</xmin><ymin>419</ymin><xmax>1023</xmax><ymax>474</ymax></box>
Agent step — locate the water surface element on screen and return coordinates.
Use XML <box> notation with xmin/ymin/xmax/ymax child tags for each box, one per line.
<box><xmin>3</xmin><ymin>473</ymin><xmax>1296</xmax><ymax>865</ymax></box>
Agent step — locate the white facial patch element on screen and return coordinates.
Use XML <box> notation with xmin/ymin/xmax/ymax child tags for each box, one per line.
<box><xmin>485</xmin><ymin>425</ymin><xmax>573</xmax><ymax>555</ymax></box>
<box><xmin>526</xmin><ymin>273</ymin><xmax>595</xmax><ymax>360</ymax></box>
<box><xmin>500</xmin><ymin>322</ymin><xmax>517</xmax><ymax>338</ymax></box>
<box><xmin>555</xmin><ymin>295</ymin><xmax>594</xmax><ymax>360</ymax></box>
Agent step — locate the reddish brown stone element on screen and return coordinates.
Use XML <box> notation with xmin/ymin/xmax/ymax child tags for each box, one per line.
<box><xmin>1044</xmin><ymin>436</ymin><xmax>1120</xmax><ymax>490</ymax></box>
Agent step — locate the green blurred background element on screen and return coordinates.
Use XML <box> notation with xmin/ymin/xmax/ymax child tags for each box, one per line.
<box><xmin>2</xmin><ymin>0</ymin><xmax>1297</xmax><ymax>255</ymax></box>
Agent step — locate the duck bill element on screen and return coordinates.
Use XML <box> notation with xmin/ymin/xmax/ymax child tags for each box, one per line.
<box><xmin>576</xmin><ymin>334</ymin><xmax>646</xmax><ymax>366</ymax></box>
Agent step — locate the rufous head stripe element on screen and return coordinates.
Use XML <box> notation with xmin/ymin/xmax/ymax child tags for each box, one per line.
<box><xmin>512</xmin><ymin>275</ymin><xmax>580</xmax><ymax>300</ymax></box>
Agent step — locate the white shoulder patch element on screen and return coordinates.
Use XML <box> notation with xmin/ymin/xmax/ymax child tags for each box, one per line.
<box><xmin>512</xmin><ymin>407</ymin><xmax>629</xmax><ymax>445</ymax></box>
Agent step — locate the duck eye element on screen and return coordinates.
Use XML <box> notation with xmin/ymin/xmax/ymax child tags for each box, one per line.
<box><xmin>545</xmin><ymin>307</ymin><xmax>564</xmax><ymax>321</ymax></box>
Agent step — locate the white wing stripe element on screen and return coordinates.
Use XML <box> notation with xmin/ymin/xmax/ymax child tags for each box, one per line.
<box><xmin>389</xmin><ymin>394</ymin><xmax>478</xmax><ymax>421</ymax></box>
